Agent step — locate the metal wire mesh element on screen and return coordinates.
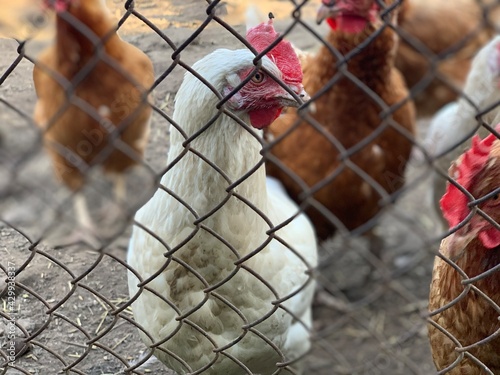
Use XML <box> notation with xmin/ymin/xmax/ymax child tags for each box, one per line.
<box><xmin>0</xmin><ymin>0</ymin><xmax>499</xmax><ymax>374</ymax></box>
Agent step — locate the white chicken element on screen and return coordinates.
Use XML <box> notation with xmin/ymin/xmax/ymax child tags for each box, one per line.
<box><xmin>424</xmin><ymin>35</ymin><xmax>500</xmax><ymax>228</ymax></box>
<box><xmin>127</xmin><ymin>19</ymin><xmax>317</xmax><ymax>375</ymax></box>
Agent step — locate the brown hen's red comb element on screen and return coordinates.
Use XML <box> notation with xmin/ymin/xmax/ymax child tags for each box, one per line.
<box><xmin>440</xmin><ymin>127</ymin><xmax>500</xmax><ymax>228</ymax></box>
<box><xmin>246</xmin><ymin>16</ymin><xmax>303</xmax><ymax>84</ymax></box>
<box><xmin>43</xmin><ymin>0</ymin><xmax>70</xmax><ymax>12</ymax></box>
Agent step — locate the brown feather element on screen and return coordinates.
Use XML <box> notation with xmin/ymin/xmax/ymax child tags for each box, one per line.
<box><xmin>429</xmin><ymin>139</ymin><xmax>500</xmax><ymax>374</ymax></box>
<box><xmin>428</xmin><ymin>238</ymin><xmax>500</xmax><ymax>374</ymax></box>
<box><xmin>396</xmin><ymin>0</ymin><xmax>498</xmax><ymax>116</ymax></box>
<box><xmin>266</xmin><ymin>3</ymin><xmax>416</xmax><ymax>240</ymax></box>
<box><xmin>33</xmin><ymin>0</ymin><xmax>154</xmax><ymax>191</ymax></box>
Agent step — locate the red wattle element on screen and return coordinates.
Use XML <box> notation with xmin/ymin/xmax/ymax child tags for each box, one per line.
<box><xmin>479</xmin><ymin>227</ymin><xmax>500</xmax><ymax>249</ymax></box>
<box><xmin>326</xmin><ymin>18</ymin><xmax>337</xmax><ymax>30</ymax></box>
<box><xmin>249</xmin><ymin>107</ymin><xmax>283</xmax><ymax>129</ymax></box>
<box><xmin>326</xmin><ymin>16</ymin><xmax>368</xmax><ymax>33</ymax></box>
<box><xmin>338</xmin><ymin>15</ymin><xmax>368</xmax><ymax>33</ymax></box>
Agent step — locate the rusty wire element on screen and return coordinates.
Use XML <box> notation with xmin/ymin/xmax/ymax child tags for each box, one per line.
<box><xmin>0</xmin><ymin>0</ymin><xmax>499</xmax><ymax>374</ymax></box>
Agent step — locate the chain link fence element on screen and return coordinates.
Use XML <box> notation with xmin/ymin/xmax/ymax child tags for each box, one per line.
<box><xmin>0</xmin><ymin>0</ymin><xmax>499</xmax><ymax>374</ymax></box>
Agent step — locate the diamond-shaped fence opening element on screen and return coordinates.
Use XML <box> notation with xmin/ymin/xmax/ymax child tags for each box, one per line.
<box><xmin>0</xmin><ymin>0</ymin><xmax>500</xmax><ymax>374</ymax></box>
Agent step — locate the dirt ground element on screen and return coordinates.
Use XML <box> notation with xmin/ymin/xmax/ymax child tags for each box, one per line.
<box><xmin>0</xmin><ymin>1</ymin><xmax>445</xmax><ymax>374</ymax></box>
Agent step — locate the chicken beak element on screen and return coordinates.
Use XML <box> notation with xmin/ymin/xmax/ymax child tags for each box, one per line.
<box><xmin>297</xmin><ymin>87</ymin><xmax>310</xmax><ymax>103</ymax></box>
<box><xmin>317</xmin><ymin>3</ymin><xmax>340</xmax><ymax>25</ymax></box>
<box><xmin>446</xmin><ymin>225</ymin><xmax>479</xmax><ymax>260</ymax></box>
<box><xmin>277</xmin><ymin>86</ymin><xmax>310</xmax><ymax>108</ymax></box>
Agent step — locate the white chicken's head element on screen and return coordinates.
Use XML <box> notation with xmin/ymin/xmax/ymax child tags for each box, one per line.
<box><xmin>222</xmin><ymin>57</ymin><xmax>307</xmax><ymax>130</ymax></box>
<box><xmin>220</xmin><ymin>17</ymin><xmax>307</xmax><ymax>129</ymax></box>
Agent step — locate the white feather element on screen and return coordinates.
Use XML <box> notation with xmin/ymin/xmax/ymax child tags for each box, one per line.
<box><xmin>424</xmin><ymin>102</ymin><xmax>459</xmax><ymax>157</ymax></box>
<box><xmin>128</xmin><ymin>49</ymin><xmax>317</xmax><ymax>375</ymax></box>
<box><xmin>424</xmin><ymin>35</ymin><xmax>500</xmax><ymax>229</ymax></box>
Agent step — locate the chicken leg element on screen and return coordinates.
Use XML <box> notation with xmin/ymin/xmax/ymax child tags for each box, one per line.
<box><xmin>47</xmin><ymin>193</ymin><xmax>102</xmax><ymax>250</ymax></box>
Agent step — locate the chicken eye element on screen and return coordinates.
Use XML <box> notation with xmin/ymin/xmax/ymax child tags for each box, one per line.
<box><xmin>251</xmin><ymin>71</ymin><xmax>265</xmax><ymax>84</ymax></box>
<box><xmin>27</xmin><ymin>12</ymin><xmax>48</xmax><ymax>29</ymax></box>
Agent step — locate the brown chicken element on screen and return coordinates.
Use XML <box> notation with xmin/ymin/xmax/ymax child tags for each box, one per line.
<box><xmin>396</xmin><ymin>0</ymin><xmax>499</xmax><ymax>116</ymax></box>
<box><xmin>266</xmin><ymin>0</ymin><xmax>416</xmax><ymax>249</ymax></box>
<box><xmin>33</xmin><ymin>0</ymin><xmax>154</xmax><ymax>246</ymax></box>
<box><xmin>428</xmin><ymin>128</ymin><xmax>500</xmax><ymax>374</ymax></box>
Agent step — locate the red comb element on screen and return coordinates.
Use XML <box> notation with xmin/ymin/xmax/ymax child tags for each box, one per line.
<box><xmin>440</xmin><ymin>128</ymin><xmax>499</xmax><ymax>228</ymax></box>
<box><xmin>43</xmin><ymin>0</ymin><xmax>70</xmax><ymax>12</ymax></box>
<box><xmin>246</xmin><ymin>17</ymin><xmax>303</xmax><ymax>84</ymax></box>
